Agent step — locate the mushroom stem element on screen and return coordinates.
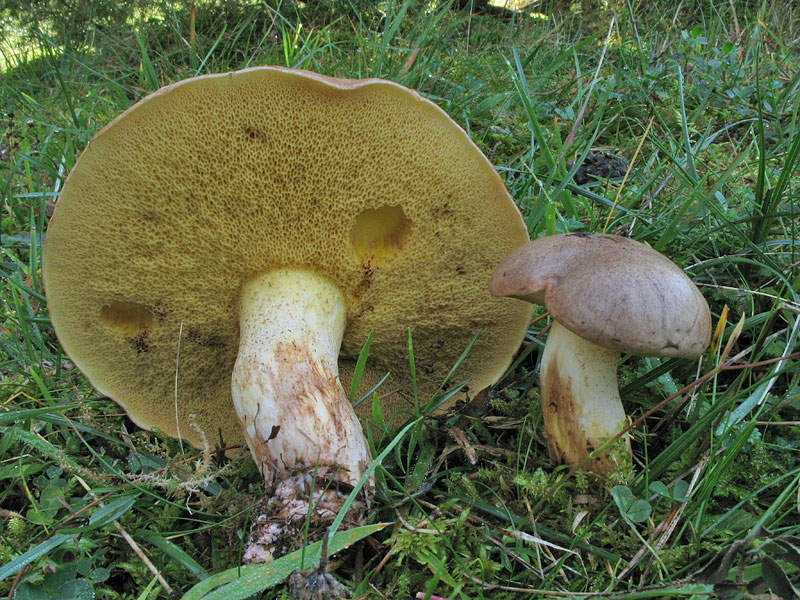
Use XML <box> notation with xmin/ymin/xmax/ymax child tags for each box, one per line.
<box><xmin>539</xmin><ymin>321</ymin><xmax>631</xmax><ymax>475</ymax></box>
<box><xmin>231</xmin><ymin>268</ymin><xmax>372</xmax><ymax>563</ymax></box>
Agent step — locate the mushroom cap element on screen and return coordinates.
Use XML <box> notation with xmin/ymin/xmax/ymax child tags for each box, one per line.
<box><xmin>44</xmin><ymin>67</ymin><xmax>532</xmax><ymax>449</ymax></box>
<box><xmin>489</xmin><ymin>233</ymin><xmax>711</xmax><ymax>358</ymax></box>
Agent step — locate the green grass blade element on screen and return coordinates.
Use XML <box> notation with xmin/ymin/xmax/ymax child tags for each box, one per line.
<box><xmin>180</xmin><ymin>523</ymin><xmax>389</xmax><ymax>600</ymax></box>
<box><xmin>0</xmin><ymin>534</ymin><xmax>71</xmax><ymax>582</ymax></box>
<box><xmin>349</xmin><ymin>330</ymin><xmax>373</xmax><ymax>403</ymax></box>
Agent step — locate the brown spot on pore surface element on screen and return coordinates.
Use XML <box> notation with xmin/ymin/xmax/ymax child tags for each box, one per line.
<box><xmin>243</xmin><ymin>126</ymin><xmax>270</xmax><ymax>143</ymax></box>
<box><xmin>149</xmin><ymin>303</ymin><xmax>171</xmax><ymax>322</ymax></box>
<box><xmin>141</xmin><ymin>210</ymin><xmax>162</xmax><ymax>223</ymax></box>
<box><xmin>127</xmin><ymin>331</ymin><xmax>150</xmax><ymax>354</ymax></box>
<box><xmin>353</xmin><ymin>262</ymin><xmax>374</xmax><ymax>300</ymax></box>
<box><xmin>187</xmin><ymin>329</ymin><xmax>227</xmax><ymax>349</ymax></box>
<box><xmin>432</xmin><ymin>203</ymin><xmax>455</xmax><ymax>220</ymax></box>
<box><xmin>351</xmin><ymin>301</ymin><xmax>374</xmax><ymax>320</ymax></box>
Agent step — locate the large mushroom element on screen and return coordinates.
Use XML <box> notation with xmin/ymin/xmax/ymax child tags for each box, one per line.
<box><xmin>43</xmin><ymin>67</ymin><xmax>532</xmax><ymax>561</ymax></box>
<box><xmin>490</xmin><ymin>233</ymin><xmax>711</xmax><ymax>475</ymax></box>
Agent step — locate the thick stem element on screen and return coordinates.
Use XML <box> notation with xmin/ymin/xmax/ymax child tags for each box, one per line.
<box><xmin>231</xmin><ymin>268</ymin><xmax>372</xmax><ymax>562</ymax></box>
<box><xmin>540</xmin><ymin>321</ymin><xmax>631</xmax><ymax>475</ymax></box>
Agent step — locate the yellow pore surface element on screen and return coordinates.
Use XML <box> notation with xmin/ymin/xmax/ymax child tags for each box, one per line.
<box><xmin>44</xmin><ymin>67</ymin><xmax>531</xmax><ymax>449</ymax></box>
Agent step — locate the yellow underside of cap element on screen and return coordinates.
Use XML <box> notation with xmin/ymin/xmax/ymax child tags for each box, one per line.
<box><xmin>44</xmin><ymin>67</ymin><xmax>532</xmax><ymax>450</ymax></box>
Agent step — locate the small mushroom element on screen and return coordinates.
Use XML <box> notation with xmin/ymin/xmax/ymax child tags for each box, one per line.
<box><xmin>490</xmin><ymin>233</ymin><xmax>711</xmax><ymax>475</ymax></box>
<box><xmin>44</xmin><ymin>67</ymin><xmax>532</xmax><ymax>561</ymax></box>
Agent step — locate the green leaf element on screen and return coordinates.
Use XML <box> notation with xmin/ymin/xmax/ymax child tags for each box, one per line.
<box><xmin>612</xmin><ymin>486</ymin><xmax>651</xmax><ymax>523</ymax></box>
<box><xmin>712</xmin><ymin>582</ymin><xmax>744</xmax><ymax>600</ymax></box>
<box><xmin>774</xmin><ymin>536</ymin><xmax>800</xmax><ymax>569</ymax></box>
<box><xmin>137</xmin><ymin>530</ymin><xmax>209</xmax><ymax>580</ymax></box>
<box><xmin>761</xmin><ymin>555</ymin><xmax>800</xmax><ymax>598</ymax></box>
<box><xmin>0</xmin><ymin>460</ymin><xmax>45</xmax><ymax>480</ymax></box>
<box><xmin>603</xmin><ymin>582</ymin><xmax>715</xmax><ymax>598</ymax></box>
<box><xmin>349</xmin><ymin>330</ymin><xmax>373</xmax><ymax>403</ymax></box>
<box><xmin>612</xmin><ymin>485</ymin><xmax>634</xmax><ymax>509</ymax></box>
<box><xmin>88</xmin><ymin>567</ymin><xmax>110</xmax><ymax>582</ymax></box>
<box><xmin>0</xmin><ymin>404</ymin><xmax>83</xmax><ymax>425</ymax></box>
<box><xmin>433</xmin><ymin>330</ymin><xmax>480</xmax><ymax>396</ymax></box>
<box><xmin>135</xmin><ymin>575</ymin><xmax>162</xmax><ymax>600</ymax></box>
<box><xmin>180</xmin><ymin>522</ymin><xmax>390</xmax><ymax>600</ymax></box>
<box><xmin>39</xmin><ymin>486</ymin><xmax>65</xmax><ymax>518</ymax></box>
<box><xmin>10</xmin><ymin>429</ymin><xmax>80</xmax><ymax>469</ymax></box>
<box><xmin>15</xmin><ymin>576</ymin><xmax>94</xmax><ymax>600</ymax></box>
<box><xmin>353</xmin><ymin>372</ymin><xmax>390</xmax><ymax>410</ymax></box>
<box><xmin>371</xmin><ymin>390</ymin><xmax>385</xmax><ymax>429</ymax></box>
<box><xmin>89</xmin><ymin>493</ymin><xmax>138</xmax><ymax>527</ymax></box>
<box><xmin>60</xmin><ymin>493</ymin><xmax>139</xmax><ymax>534</ymax></box>
<box><xmin>648</xmin><ymin>481</ymin><xmax>669</xmax><ymax>498</ymax></box>
<box><xmin>627</xmin><ymin>500</ymin><xmax>652</xmax><ymax>523</ymax></box>
<box><xmin>407</xmin><ymin>440</ymin><xmax>436</xmax><ymax>492</ymax></box>
<box><xmin>628</xmin><ymin>499</ymin><xmax>652</xmax><ymax>523</ymax></box>
<box><xmin>696</xmin><ymin>541</ymin><xmax>747</xmax><ymax>584</ymax></box>
<box><xmin>649</xmin><ymin>480</ymin><xmax>690</xmax><ymax>503</ymax></box>
<box><xmin>413</xmin><ymin>548</ymin><xmax>460</xmax><ymax>589</ymax></box>
<box><xmin>672</xmin><ymin>480</ymin><xmax>690</xmax><ymax>502</ymax></box>
<box><xmin>0</xmin><ymin>534</ymin><xmax>71</xmax><ymax>582</ymax></box>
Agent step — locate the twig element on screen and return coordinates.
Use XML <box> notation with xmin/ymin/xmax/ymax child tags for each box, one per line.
<box><xmin>0</xmin><ymin>508</ymin><xmax>24</xmax><ymax>520</ymax></box>
<box><xmin>74</xmin><ymin>475</ymin><xmax>174</xmax><ymax>595</ymax></box>
<box><xmin>7</xmin><ymin>565</ymin><xmax>26</xmax><ymax>600</ymax></box>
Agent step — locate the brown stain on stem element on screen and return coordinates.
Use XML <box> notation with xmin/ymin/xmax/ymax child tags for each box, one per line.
<box><xmin>541</xmin><ymin>359</ymin><xmax>615</xmax><ymax>476</ymax></box>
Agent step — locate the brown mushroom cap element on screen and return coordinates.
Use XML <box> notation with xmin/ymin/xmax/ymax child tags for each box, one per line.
<box><xmin>44</xmin><ymin>67</ymin><xmax>532</xmax><ymax>449</ymax></box>
<box><xmin>489</xmin><ymin>233</ymin><xmax>711</xmax><ymax>358</ymax></box>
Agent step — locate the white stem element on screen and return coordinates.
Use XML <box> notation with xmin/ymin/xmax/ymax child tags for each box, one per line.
<box><xmin>231</xmin><ymin>268</ymin><xmax>372</xmax><ymax>562</ymax></box>
<box><xmin>540</xmin><ymin>321</ymin><xmax>631</xmax><ymax>475</ymax></box>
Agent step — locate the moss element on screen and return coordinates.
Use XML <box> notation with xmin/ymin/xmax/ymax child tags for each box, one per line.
<box><xmin>512</xmin><ymin>467</ymin><xmax>550</xmax><ymax>497</ymax></box>
<box><xmin>6</xmin><ymin>516</ymin><xmax>29</xmax><ymax>542</ymax></box>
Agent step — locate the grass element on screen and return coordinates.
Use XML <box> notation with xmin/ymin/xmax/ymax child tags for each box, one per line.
<box><xmin>1</xmin><ymin>0</ymin><xmax>799</xmax><ymax>598</ymax></box>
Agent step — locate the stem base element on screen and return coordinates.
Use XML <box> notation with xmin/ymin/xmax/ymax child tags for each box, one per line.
<box><xmin>244</xmin><ymin>465</ymin><xmax>368</xmax><ymax>563</ymax></box>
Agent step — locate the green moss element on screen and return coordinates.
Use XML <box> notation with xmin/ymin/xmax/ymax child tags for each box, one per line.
<box><xmin>512</xmin><ymin>467</ymin><xmax>550</xmax><ymax>498</ymax></box>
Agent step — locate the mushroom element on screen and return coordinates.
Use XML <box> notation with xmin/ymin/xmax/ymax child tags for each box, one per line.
<box><xmin>489</xmin><ymin>233</ymin><xmax>711</xmax><ymax>475</ymax></box>
<box><xmin>43</xmin><ymin>67</ymin><xmax>532</xmax><ymax>561</ymax></box>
